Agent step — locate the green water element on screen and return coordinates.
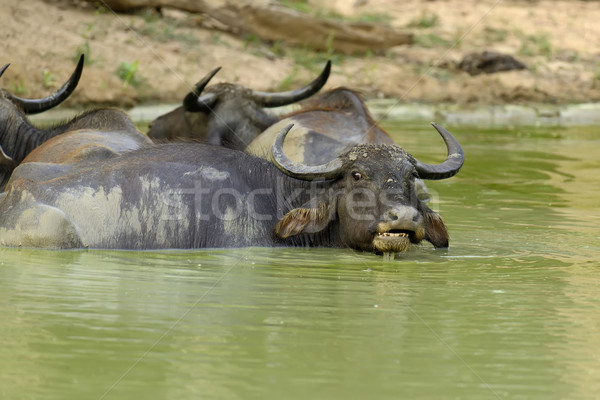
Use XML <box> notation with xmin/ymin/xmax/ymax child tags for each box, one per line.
<box><xmin>1</xmin><ymin>123</ymin><xmax>599</xmax><ymax>399</ymax></box>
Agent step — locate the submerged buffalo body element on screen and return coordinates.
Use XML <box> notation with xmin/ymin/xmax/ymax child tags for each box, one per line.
<box><xmin>147</xmin><ymin>61</ymin><xmax>331</xmax><ymax>149</ymax></box>
<box><xmin>0</xmin><ymin>123</ymin><xmax>463</xmax><ymax>252</ymax></box>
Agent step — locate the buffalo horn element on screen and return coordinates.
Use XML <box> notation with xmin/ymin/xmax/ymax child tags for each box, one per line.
<box><xmin>0</xmin><ymin>64</ymin><xmax>9</xmax><ymax>78</ymax></box>
<box><xmin>414</xmin><ymin>122</ymin><xmax>465</xmax><ymax>180</ymax></box>
<box><xmin>183</xmin><ymin>66</ymin><xmax>221</xmax><ymax>112</ymax></box>
<box><xmin>251</xmin><ymin>60</ymin><xmax>331</xmax><ymax>108</ymax></box>
<box><xmin>0</xmin><ymin>145</ymin><xmax>15</xmax><ymax>169</ymax></box>
<box><xmin>272</xmin><ymin>123</ymin><xmax>343</xmax><ymax>180</ymax></box>
<box><xmin>6</xmin><ymin>54</ymin><xmax>85</xmax><ymax>115</ymax></box>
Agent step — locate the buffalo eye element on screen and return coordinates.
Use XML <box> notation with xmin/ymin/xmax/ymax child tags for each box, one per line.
<box><xmin>351</xmin><ymin>171</ymin><xmax>362</xmax><ymax>181</ymax></box>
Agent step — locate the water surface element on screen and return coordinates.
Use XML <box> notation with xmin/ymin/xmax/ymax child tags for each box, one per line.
<box><xmin>1</xmin><ymin>123</ymin><xmax>599</xmax><ymax>399</ymax></box>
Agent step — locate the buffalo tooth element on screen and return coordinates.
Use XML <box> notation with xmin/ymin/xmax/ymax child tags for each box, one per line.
<box><xmin>377</xmin><ymin>232</ymin><xmax>409</xmax><ymax>238</ymax></box>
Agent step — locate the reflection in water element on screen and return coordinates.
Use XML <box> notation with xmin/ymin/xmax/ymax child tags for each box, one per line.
<box><xmin>1</xmin><ymin>124</ymin><xmax>599</xmax><ymax>399</ymax></box>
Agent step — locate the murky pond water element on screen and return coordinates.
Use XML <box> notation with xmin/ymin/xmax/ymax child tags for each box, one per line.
<box><xmin>1</xmin><ymin>122</ymin><xmax>599</xmax><ymax>399</ymax></box>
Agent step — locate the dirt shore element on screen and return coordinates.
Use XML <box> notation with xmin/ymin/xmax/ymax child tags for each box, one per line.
<box><xmin>2</xmin><ymin>0</ymin><xmax>600</xmax><ymax>110</ymax></box>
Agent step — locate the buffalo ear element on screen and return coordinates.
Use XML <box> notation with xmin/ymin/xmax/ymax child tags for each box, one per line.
<box><xmin>423</xmin><ymin>208</ymin><xmax>449</xmax><ymax>248</ymax></box>
<box><xmin>274</xmin><ymin>201</ymin><xmax>334</xmax><ymax>239</ymax></box>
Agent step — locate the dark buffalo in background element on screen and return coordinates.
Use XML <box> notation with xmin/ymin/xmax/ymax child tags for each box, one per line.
<box><xmin>146</xmin><ymin>61</ymin><xmax>331</xmax><ymax>150</ymax></box>
<box><xmin>0</xmin><ymin>123</ymin><xmax>463</xmax><ymax>252</ymax></box>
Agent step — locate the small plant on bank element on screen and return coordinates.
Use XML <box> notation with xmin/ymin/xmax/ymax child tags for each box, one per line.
<box><xmin>116</xmin><ymin>60</ymin><xmax>144</xmax><ymax>88</ymax></box>
<box><xmin>270</xmin><ymin>40</ymin><xmax>286</xmax><ymax>57</ymax></box>
<box><xmin>210</xmin><ymin>33</ymin><xmax>231</xmax><ymax>48</ymax></box>
<box><xmin>279</xmin><ymin>0</ymin><xmax>312</xmax><ymax>14</ymax></box>
<box><xmin>9</xmin><ymin>78</ymin><xmax>27</xmax><ymax>95</ymax></box>
<box><xmin>243</xmin><ymin>34</ymin><xmax>263</xmax><ymax>50</ymax></box>
<box><xmin>408</xmin><ymin>10</ymin><xmax>439</xmax><ymax>28</ymax></box>
<box><xmin>484</xmin><ymin>27</ymin><xmax>508</xmax><ymax>43</ymax></box>
<box><xmin>41</xmin><ymin>70</ymin><xmax>57</xmax><ymax>89</ymax></box>
<box><xmin>353</xmin><ymin>12</ymin><xmax>393</xmax><ymax>24</ymax></box>
<box><xmin>413</xmin><ymin>33</ymin><xmax>452</xmax><ymax>48</ymax></box>
<box><xmin>93</xmin><ymin>2</ymin><xmax>107</xmax><ymax>16</ymax></box>
<box><xmin>73</xmin><ymin>42</ymin><xmax>92</xmax><ymax>65</ymax></box>
<box><xmin>280</xmin><ymin>0</ymin><xmax>391</xmax><ymax>24</ymax></box>
<box><xmin>136</xmin><ymin>10</ymin><xmax>198</xmax><ymax>47</ymax></box>
<box><xmin>593</xmin><ymin>66</ymin><xmax>600</xmax><ymax>88</ymax></box>
<box><xmin>73</xmin><ymin>22</ymin><xmax>97</xmax><ymax>65</ymax></box>
<box><xmin>277</xmin><ymin>66</ymin><xmax>299</xmax><ymax>91</ymax></box>
<box><xmin>519</xmin><ymin>33</ymin><xmax>553</xmax><ymax>58</ymax></box>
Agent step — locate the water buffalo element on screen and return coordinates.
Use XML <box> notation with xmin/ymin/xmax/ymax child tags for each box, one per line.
<box><xmin>0</xmin><ymin>122</ymin><xmax>463</xmax><ymax>253</ymax></box>
<box><xmin>0</xmin><ymin>56</ymin><xmax>84</xmax><ymax>187</ymax></box>
<box><xmin>8</xmin><ymin>109</ymin><xmax>153</xmax><ymax>195</ymax></box>
<box><xmin>147</xmin><ymin>61</ymin><xmax>331</xmax><ymax>150</ymax></box>
<box><xmin>0</xmin><ymin>55</ymin><xmax>152</xmax><ymax>189</ymax></box>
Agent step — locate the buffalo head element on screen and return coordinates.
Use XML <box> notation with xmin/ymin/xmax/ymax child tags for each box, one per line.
<box><xmin>271</xmin><ymin>122</ymin><xmax>464</xmax><ymax>253</ymax></box>
<box><xmin>147</xmin><ymin>61</ymin><xmax>331</xmax><ymax>150</ymax></box>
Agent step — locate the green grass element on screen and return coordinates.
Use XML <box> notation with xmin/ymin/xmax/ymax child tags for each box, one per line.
<box><xmin>241</xmin><ymin>28</ymin><xmax>344</xmax><ymax>72</ymax></box>
<box><xmin>210</xmin><ymin>33</ymin><xmax>231</xmax><ymax>48</ymax></box>
<box><xmin>135</xmin><ymin>11</ymin><xmax>198</xmax><ymax>47</ymax></box>
<box><xmin>518</xmin><ymin>33</ymin><xmax>553</xmax><ymax>57</ymax></box>
<box><xmin>41</xmin><ymin>70</ymin><xmax>57</xmax><ymax>89</ymax></box>
<box><xmin>277</xmin><ymin>66</ymin><xmax>299</xmax><ymax>91</ymax></box>
<box><xmin>279</xmin><ymin>0</ymin><xmax>312</xmax><ymax>14</ymax></box>
<box><xmin>288</xmin><ymin>43</ymin><xmax>344</xmax><ymax>71</ymax></box>
<box><xmin>73</xmin><ymin>42</ymin><xmax>93</xmax><ymax>65</ymax></box>
<box><xmin>279</xmin><ymin>0</ymin><xmax>392</xmax><ymax>23</ymax></box>
<box><xmin>413</xmin><ymin>33</ymin><xmax>452</xmax><ymax>48</ymax></box>
<box><xmin>413</xmin><ymin>64</ymin><xmax>453</xmax><ymax>82</ymax></box>
<box><xmin>116</xmin><ymin>60</ymin><xmax>144</xmax><ymax>88</ymax></box>
<box><xmin>72</xmin><ymin>20</ymin><xmax>99</xmax><ymax>65</ymax></box>
<box><xmin>9</xmin><ymin>78</ymin><xmax>27</xmax><ymax>95</ymax></box>
<box><xmin>93</xmin><ymin>2</ymin><xmax>107</xmax><ymax>15</ymax></box>
<box><xmin>137</xmin><ymin>23</ymin><xmax>197</xmax><ymax>45</ymax></box>
<box><xmin>352</xmin><ymin>13</ymin><xmax>393</xmax><ymax>24</ymax></box>
<box><xmin>270</xmin><ymin>40</ymin><xmax>286</xmax><ymax>57</ymax></box>
<box><xmin>484</xmin><ymin>27</ymin><xmax>508</xmax><ymax>43</ymax></box>
<box><xmin>407</xmin><ymin>10</ymin><xmax>439</xmax><ymax>28</ymax></box>
<box><xmin>243</xmin><ymin>34</ymin><xmax>263</xmax><ymax>50</ymax></box>
<box><xmin>593</xmin><ymin>65</ymin><xmax>600</xmax><ymax>85</ymax></box>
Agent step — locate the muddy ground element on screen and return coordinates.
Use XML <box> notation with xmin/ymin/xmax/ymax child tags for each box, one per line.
<box><xmin>2</xmin><ymin>0</ymin><xmax>600</xmax><ymax>110</ymax></box>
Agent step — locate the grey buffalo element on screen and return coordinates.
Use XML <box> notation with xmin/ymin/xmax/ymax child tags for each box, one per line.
<box><xmin>147</xmin><ymin>61</ymin><xmax>331</xmax><ymax>149</ymax></box>
<box><xmin>0</xmin><ymin>123</ymin><xmax>464</xmax><ymax>253</ymax></box>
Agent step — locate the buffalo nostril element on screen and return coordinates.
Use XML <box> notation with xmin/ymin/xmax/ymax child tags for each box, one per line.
<box><xmin>384</xmin><ymin>210</ymin><xmax>400</xmax><ymax>221</ymax></box>
<box><xmin>384</xmin><ymin>207</ymin><xmax>421</xmax><ymax>225</ymax></box>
